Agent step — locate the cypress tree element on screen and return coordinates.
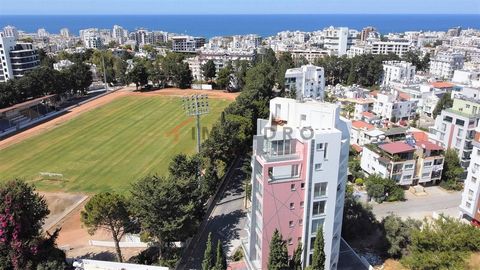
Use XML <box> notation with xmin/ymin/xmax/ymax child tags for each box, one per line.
<box><xmin>214</xmin><ymin>240</ymin><xmax>227</xmax><ymax>270</ymax></box>
<box><xmin>311</xmin><ymin>227</ymin><xmax>325</xmax><ymax>270</ymax></box>
<box><xmin>290</xmin><ymin>242</ymin><xmax>303</xmax><ymax>270</ymax></box>
<box><xmin>268</xmin><ymin>229</ymin><xmax>289</xmax><ymax>270</ymax></box>
<box><xmin>202</xmin><ymin>233</ymin><xmax>214</xmax><ymax>270</ymax></box>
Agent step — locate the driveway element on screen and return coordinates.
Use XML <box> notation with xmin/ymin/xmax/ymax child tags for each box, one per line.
<box><xmin>182</xmin><ymin>158</ymin><xmax>247</xmax><ymax>269</ymax></box>
<box><xmin>371</xmin><ymin>186</ymin><xmax>462</xmax><ymax>220</ymax></box>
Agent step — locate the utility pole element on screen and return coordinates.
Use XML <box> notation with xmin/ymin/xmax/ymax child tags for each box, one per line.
<box><xmin>182</xmin><ymin>94</ymin><xmax>209</xmax><ymax>153</ymax></box>
<box><xmin>102</xmin><ymin>51</ymin><xmax>109</xmax><ymax>91</ymax></box>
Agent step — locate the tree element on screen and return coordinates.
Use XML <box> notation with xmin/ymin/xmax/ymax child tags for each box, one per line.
<box><xmin>161</xmin><ymin>53</ymin><xmax>193</xmax><ymax>88</ymax></box>
<box><xmin>130</xmin><ymin>175</ymin><xmax>202</xmax><ymax>260</ymax></box>
<box><xmin>364</xmin><ymin>174</ymin><xmax>404</xmax><ymax>203</ymax></box>
<box><xmin>276</xmin><ymin>52</ymin><xmax>294</xmax><ymax>90</ymax></box>
<box><xmin>432</xmin><ymin>93</ymin><xmax>453</xmax><ymax>118</ymax></box>
<box><xmin>289</xmin><ymin>242</ymin><xmax>303</xmax><ymax>270</ymax></box>
<box><xmin>202</xmin><ymin>233</ymin><xmax>214</xmax><ymax>270</ymax></box>
<box><xmin>202</xmin><ymin>60</ymin><xmax>217</xmax><ymax>82</ymax></box>
<box><xmin>68</xmin><ymin>62</ymin><xmax>93</xmax><ymax>94</ymax></box>
<box><xmin>381</xmin><ymin>214</ymin><xmax>421</xmax><ymax>258</ymax></box>
<box><xmin>216</xmin><ymin>63</ymin><xmax>233</xmax><ymax>90</ymax></box>
<box><xmin>0</xmin><ymin>180</ymin><xmax>65</xmax><ymax>269</ymax></box>
<box><xmin>343</xmin><ymin>103</ymin><xmax>355</xmax><ymax>119</ymax></box>
<box><xmin>268</xmin><ymin>229</ymin><xmax>289</xmax><ymax>270</ymax></box>
<box><xmin>402</xmin><ymin>216</ymin><xmax>480</xmax><ymax>269</ymax></box>
<box><xmin>81</xmin><ymin>192</ymin><xmax>132</xmax><ymax>262</ymax></box>
<box><xmin>342</xmin><ymin>190</ymin><xmax>380</xmax><ymax>242</ymax></box>
<box><xmin>214</xmin><ymin>240</ymin><xmax>227</xmax><ymax>270</ymax></box>
<box><xmin>127</xmin><ymin>61</ymin><xmax>149</xmax><ymax>90</ymax></box>
<box><xmin>311</xmin><ymin>227</ymin><xmax>325</xmax><ymax>270</ymax></box>
<box><xmin>440</xmin><ymin>149</ymin><xmax>464</xmax><ymax>190</ymax></box>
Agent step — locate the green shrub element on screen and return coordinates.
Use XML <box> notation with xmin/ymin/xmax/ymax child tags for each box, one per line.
<box><xmin>355</xmin><ymin>178</ymin><xmax>364</xmax><ymax>186</ymax></box>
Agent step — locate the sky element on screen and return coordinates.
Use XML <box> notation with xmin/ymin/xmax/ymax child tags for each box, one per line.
<box><xmin>0</xmin><ymin>0</ymin><xmax>479</xmax><ymax>15</ymax></box>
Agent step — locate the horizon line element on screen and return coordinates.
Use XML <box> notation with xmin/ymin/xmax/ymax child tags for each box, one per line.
<box><xmin>1</xmin><ymin>13</ymin><xmax>480</xmax><ymax>16</ymax></box>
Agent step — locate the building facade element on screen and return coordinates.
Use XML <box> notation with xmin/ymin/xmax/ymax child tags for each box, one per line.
<box><xmin>430</xmin><ymin>97</ymin><xmax>480</xmax><ymax>173</ymax></box>
<box><xmin>429</xmin><ymin>52</ymin><xmax>465</xmax><ymax>80</ymax></box>
<box><xmin>381</xmin><ymin>61</ymin><xmax>416</xmax><ymax>87</ymax></box>
<box><xmin>242</xmin><ymin>98</ymin><xmax>350</xmax><ymax>270</ymax></box>
<box><xmin>459</xmin><ymin>125</ymin><xmax>480</xmax><ymax>225</ymax></box>
<box><xmin>323</xmin><ymin>27</ymin><xmax>355</xmax><ymax>56</ymax></box>
<box><xmin>171</xmin><ymin>36</ymin><xmax>206</xmax><ymax>53</ymax></box>
<box><xmin>285</xmin><ymin>64</ymin><xmax>325</xmax><ymax>100</ymax></box>
<box><xmin>0</xmin><ymin>34</ymin><xmax>40</xmax><ymax>82</ymax></box>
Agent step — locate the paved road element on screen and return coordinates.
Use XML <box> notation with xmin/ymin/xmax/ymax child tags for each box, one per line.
<box><xmin>183</xmin><ymin>158</ymin><xmax>247</xmax><ymax>269</ymax></box>
<box><xmin>371</xmin><ymin>186</ymin><xmax>462</xmax><ymax>220</ymax></box>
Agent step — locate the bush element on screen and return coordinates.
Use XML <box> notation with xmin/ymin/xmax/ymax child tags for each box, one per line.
<box><xmin>364</xmin><ymin>174</ymin><xmax>404</xmax><ymax>203</ymax></box>
<box><xmin>232</xmin><ymin>247</ymin><xmax>244</xmax><ymax>261</ymax></box>
<box><xmin>355</xmin><ymin>178</ymin><xmax>364</xmax><ymax>186</ymax></box>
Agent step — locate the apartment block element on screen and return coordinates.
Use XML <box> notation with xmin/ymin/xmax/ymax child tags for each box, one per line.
<box><xmin>0</xmin><ymin>34</ymin><xmax>40</xmax><ymax>82</ymax></box>
<box><xmin>430</xmin><ymin>97</ymin><xmax>480</xmax><ymax>172</ymax></box>
<box><xmin>429</xmin><ymin>52</ymin><xmax>465</xmax><ymax>80</ymax></box>
<box><xmin>372</xmin><ymin>91</ymin><xmax>417</xmax><ymax>121</ymax></box>
<box><xmin>381</xmin><ymin>61</ymin><xmax>416</xmax><ymax>87</ymax></box>
<box><xmin>171</xmin><ymin>36</ymin><xmax>206</xmax><ymax>53</ymax></box>
<box><xmin>323</xmin><ymin>27</ymin><xmax>356</xmax><ymax>56</ymax></box>
<box><xmin>459</xmin><ymin>125</ymin><xmax>480</xmax><ymax>225</ymax></box>
<box><xmin>361</xmin><ymin>140</ymin><xmax>444</xmax><ymax>185</ymax></box>
<box><xmin>242</xmin><ymin>97</ymin><xmax>350</xmax><ymax>270</ymax></box>
<box><xmin>285</xmin><ymin>64</ymin><xmax>325</xmax><ymax>100</ymax></box>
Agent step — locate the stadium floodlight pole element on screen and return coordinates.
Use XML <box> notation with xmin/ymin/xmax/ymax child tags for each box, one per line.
<box><xmin>182</xmin><ymin>94</ymin><xmax>209</xmax><ymax>153</ymax></box>
<box><xmin>102</xmin><ymin>50</ymin><xmax>109</xmax><ymax>92</ymax></box>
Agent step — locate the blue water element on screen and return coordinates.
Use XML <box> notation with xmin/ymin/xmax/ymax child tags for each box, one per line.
<box><xmin>0</xmin><ymin>14</ymin><xmax>479</xmax><ymax>37</ymax></box>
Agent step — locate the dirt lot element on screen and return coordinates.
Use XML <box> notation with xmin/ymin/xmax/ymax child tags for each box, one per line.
<box><xmin>0</xmin><ymin>87</ymin><xmax>238</xmax><ymax>151</ymax></box>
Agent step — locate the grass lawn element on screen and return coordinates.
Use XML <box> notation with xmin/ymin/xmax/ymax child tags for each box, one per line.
<box><xmin>0</xmin><ymin>95</ymin><xmax>231</xmax><ymax>193</ymax></box>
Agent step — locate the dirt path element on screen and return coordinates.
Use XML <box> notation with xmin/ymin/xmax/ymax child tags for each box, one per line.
<box><xmin>0</xmin><ymin>87</ymin><xmax>237</xmax><ymax>151</ymax></box>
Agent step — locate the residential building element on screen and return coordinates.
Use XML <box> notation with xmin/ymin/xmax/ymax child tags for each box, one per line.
<box><xmin>171</xmin><ymin>36</ymin><xmax>206</xmax><ymax>53</ymax></box>
<box><xmin>80</xmin><ymin>29</ymin><xmax>103</xmax><ymax>49</ymax></box>
<box><xmin>60</xmin><ymin>28</ymin><xmax>70</xmax><ymax>38</ymax></box>
<box><xmin>284</xmin><ymin>64</ymin><xmax>325</xmax><ymax>100</ymax></box>
<box><xmin>37</xmin><ymin>28</ymin><xmax>49</xmax><ymax>38</ymax></box>
<box><xmin>429</xmin><ymin>52</ymin><xmax>465</xmax><ymax>80</ymax></box>
<box><xmin>350</xmin><ymin>120</ymin><xmax>378</xmax><ymax>146</ymax></box>
<box><xmin>459</xmin><ymin>125</ymin><xmax>480</xmax><ymax>225</ymax></box>
<box><xmin>323</xmin><ymin>27</ymin><xmax>356</xmax><ymax>56</ymax></box>
<box><xmin>372</xmin><ymin>91</ymin><xmax>417</xmax><ymax>121</ymax></box>
<box><xmin>371</xmin><ymin>41</ymin><xmax>411</xmax><ymax>57</ymax></box>
<box><xmin>360</xmin><ymin>26</ymin><xmax>378</xmax><ymax>42</ymax></box>
<box><xmin>3</xmin><ymin>25</ymin><xmax>19</xmax><ymax>39</ymax></box>
<box><xmin>381</xmin><ymin>61</ymin><xmax>416</xmax><ymax>87</ymax></box>
<box><xmin>112</xmin><ymin>25</ymin><xmax>128</xmax><ymax>44</ymax></box>
<box><xmin>242</xmin><ymin>97</ymin><xmax>350</xmax><ymax>270</ymax></box>
<box><xmin>430</xmin><ymin>97</ymin><xmax>480</xmax><ymax>173</ymax></box>
<box><xmin>361</xmin><ymin>140</ymin><xmax>444</xmax><ymax>185</ymax></box>
<box><xmin>0</xmin><ymin>33</ymin><xmax>40</xmax><ymax>82</ymax></box>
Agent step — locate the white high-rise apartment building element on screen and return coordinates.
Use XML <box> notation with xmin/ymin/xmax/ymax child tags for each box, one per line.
<box><xmin>429</xmin><ymin>52</ymin><xmax>465</xmax><ymax>80</ymax></box>
<box><xmin>381</xmin><ymin>61</ymin><xmax>416</xmax><ymax>86</ymax></box>
<box><xmin>113</xmin><ymin>25</ymin><xmax>128</xmax><ymax>44</ymax></box>
<box><xmin>285</xmin><ymin>64</ymin><xmax>325</xmax><ymax>100</ymax></box>
<box><xmin>323</xmin><ymin>27</ymin><xmax>355</xmax><ymax>56</ymax></box>
<box><xmin>60</xmin><ymin>28</ymin><xmax>70</xmax><ymax>38</ymax></box>
<box><xmin>459</xmin><ymin>125</ymin><xmax>480</xmax><ymax>225</ymax></box>
<box><xmin>3</xmin><ymin>25</ymin><xmax>19</xmax><ymax>39</ymax></box>
<box><xmin>0</xmin><ymin>33</ymin><xmax>40</xmax><ymax>82</ymax></box>
<box><xmin>242</xmin><ymin>97</ymin><xmax>350</xmax><ymax>270</ymax></box>
<box><xmin>37</xmin><ymin>28</ymin><xmax>49</xmax><ymax>37</ymax></box>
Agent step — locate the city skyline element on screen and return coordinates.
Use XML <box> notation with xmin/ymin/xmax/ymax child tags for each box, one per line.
<box><xmin>0</xmin><ymin>0</ymin><xmax>479</xmax><ymax>15</ymax></box>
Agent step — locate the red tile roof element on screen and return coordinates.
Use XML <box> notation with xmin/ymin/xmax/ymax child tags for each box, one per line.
<box><xmin>351</xmin><ymin>144</ymin><xmax>363</xmax><ymax>152</ymax></box>
<box><xmin>412</xmin><ymin>131</ymin><xmax>429</xmax><ymax>142</ymax></box>
<box><xmin>352</xmin><ymin>120</ymin><xmax>375</xmax><ymax>130</ymax></box>
<box><xmin>415</xmin><ymin>141</ymin><xmax>444</xmax><ymax>151</ymax></box>
<box><xmin>431</xmin><ymin>82</ymin><xmax>455</xmax><ymax>88</ymax></box>
<box><xmin>362</xmin><ymin>111</ymin><xmax>376</xmax><ymax>118</ymax></box>
<box><xmin>379</xmin><ymin>142</ymin><xmax>415</xmax><ymax>154</ymax></box>
<box><xmin>398</xmin><ymin>92</ymin><xmax>411</xmax><ymax>101</ymax></box>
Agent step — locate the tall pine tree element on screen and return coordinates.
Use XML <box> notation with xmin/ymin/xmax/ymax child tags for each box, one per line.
<box><xmin>290</xmin><ymin>242</ymin><xmax>303</xmax><ymax>270</ymax></box>
<box><xmin>214</xmin><ymin>240</ymin><xmax>227</xmax><ymax>270</ymax></box>
<box><xmin>202</xmin><ymin>233</ymin><xmax>214</xmax><ymax>270</ymax></box>
<box><xmin>268</xmin><ymin>229</ymin><xmax>289</xmax><ymax>270</ymax></box>
<box><xmin>311</xmin><ymin>227</ymin><xmax>325</xmax><ymax>270</ymax></box>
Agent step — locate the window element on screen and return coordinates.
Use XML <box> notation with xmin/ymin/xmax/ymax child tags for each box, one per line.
<box><xmin>312</xmin><ymin>201</ymin><xmax>326</xmax><ymax>216</ymax></box>
<box><xmin>404</xmin><ymin>164</ymin><xmax>414</xmax><ymax>169</ymax></box>
<box><xmin>300</xmin><ymin>201</ymin><xmax>304</xmax><ymax>208</ymax></box>
<box><xmin>288</xmin><ymin>238</ymin><xmax>293</xmax><ymax>245</ymax></box>
<box><xmin>455</xmin><ymin>138</ymin><xmax>462</xmax><ymax>148</ymax></box>
<box><xmin>466</xmin><ymin>201</ymin><xmax>471</xmax><ymax>208</ymax></box>
<box><xmin>458</xmin><ymin>128</ymin><xmax>464</xmax><ymax>137</ymax></box>
<box><xmin>424</xmin><ymin>161</ymin><xmax>432</xmax><ymax>167</ymax></box>
<box><xmin>291</xmin><ymin>184</ymin><xmax>296</xmax><ymax>191</ymax></box>
<box><xmin>472</xmin><ymin>176</ymin><xmax>477</xmax><ymax>183</ymax></box>
<box><xmin>301</xmin><ymin>114</ymin><xmax>306</xmax><ymax>121</ymax></box>
<box><xmin>456</xmin><ymin>119</ymin><xmax>465</xmax><ymax>126</ymax></box>
<box><xmin>291</xmin><ymin>164</ymin><xmax>300</xmax><ymax>177</ymax></box>
<box><xmin>290</xmin><ymin>202</ymin><xmax>295</xmax><ymax>210</ymax></box>
<box><xmin>315</xmin><ymin>163</ymin><xmax>322</xmax><ymax>171</ymax></box>
<box><xmin>299</xmin><ymin>219</ymin><xmax>303</xmax><ymax>226</ymax></box>
<box><xmin>422</xmin><ymin>172</ymin><xmax>430</xmax><ymax>178</ymax></box>
<box><xmin>311</xmin><ymin>219</ymin><xmax>324</xmax><ymax>233</ymax></box>
<box><xmin>289</xmin><ymin>221</ymin><xmax>294</xmax><ymax>227</ymax></box>
<box><xmin>468</xmin><ymin>189</ymin><xmax>474</xmax><ymax>198</ymax></box>
<box><xmin>301</xmin><ymin>182</ymin><xmax>305</xmax><ymax>189</ymax></box>
<box><xmin>310</xmin><ymin>238</ymin><xmax>316</xmax><ymax>251</ymax></box>
<box><xmin>316</xmin><ymin>143</ymin><xmax>324</xmax><ymax>151</ymax></box>
<box><xmin>314</xmin><ymin>182</ymin><xmax>327</xmax><ymax>198</ymax></box>
<box><xmin>323</xmin><ymin>143</ymin><xmax>328</xmax><ymax>159</ymax></box>
<box><xmin>403</xmin><ymin>175</ymin><xmax>412</xmax><ymax>180</ymax></box>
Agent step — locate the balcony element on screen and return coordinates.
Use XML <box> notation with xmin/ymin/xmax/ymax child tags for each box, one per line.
<box><xmin>262</xmin><ymin>152</ymin><xmax>301</xmax><ymax>162</ymax></box>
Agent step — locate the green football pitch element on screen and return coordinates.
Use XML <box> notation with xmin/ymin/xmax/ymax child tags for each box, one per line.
<box><xmin>0</xmin><ymin>95</ymin><xmax>231</xmax><ymax>193</ymax></box>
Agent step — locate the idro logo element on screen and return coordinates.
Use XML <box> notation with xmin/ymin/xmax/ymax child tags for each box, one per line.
<box><xmin>263</xmin><ymin>126</ymin><xmax>314</xmax><ymax>140</ymax></box>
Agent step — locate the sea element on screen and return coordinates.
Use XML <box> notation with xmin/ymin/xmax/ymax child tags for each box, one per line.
<box><xmin>0</xmin><ymin>14</ymin><xmax>479</xmax><ymax>37</ymax></box>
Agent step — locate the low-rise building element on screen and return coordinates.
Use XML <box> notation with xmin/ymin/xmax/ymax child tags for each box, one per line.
<box><xmin>171</xmin><ymin>36</ymin><xmax>206</xmax><ymax>53</ymax></box>
<box><xmin>381</xmin><ymin>61</ymin><xmax>416</xmax><ymax>87</ymax></box>
<box><xmin>373</xmin><ymin>91</ymin><xmax>417</xmax><ymax>122</ymax></box>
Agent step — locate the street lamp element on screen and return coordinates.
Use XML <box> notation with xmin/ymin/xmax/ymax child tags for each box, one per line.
<box><xmin>182</xmin><ymin>94</ymin><xmax>209</xmax><ymax>153</ymax></box>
